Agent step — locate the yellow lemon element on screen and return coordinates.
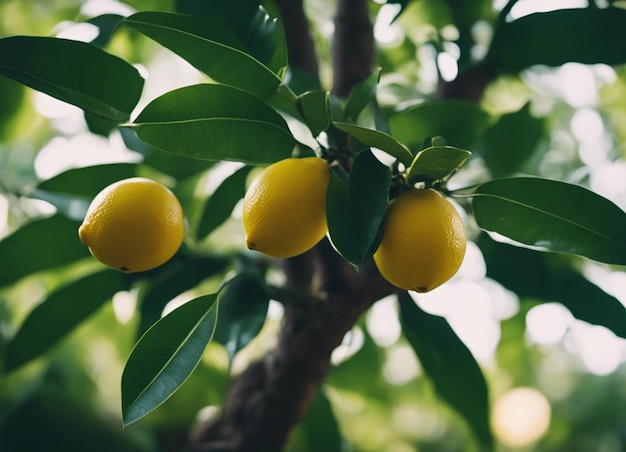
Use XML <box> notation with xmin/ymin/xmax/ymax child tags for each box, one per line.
<box><xmin>243</xmin><ymin>157</ymin><xmax>330</xmax><ymax>258</ymax></box>
<box><xmin>374</xmin><ymin>188</ymin><xmax>466</xmax><ymax>293</ymax></box>
<box><xmin>78</xmin><ymin>177</ymin><xmax>184</xmax><ymax>273</ymax></box>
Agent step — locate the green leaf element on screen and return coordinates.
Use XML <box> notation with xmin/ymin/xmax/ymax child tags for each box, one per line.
<box><xmin>398</xmin><ymin>292</ymin><xmax>492</xmax><ymax>447</ymax></box>
<box><xmin>129</xmin><ymin>84</ymin><xmax>296</xmax><ymax>165</ymax></box>
<box><xmin>388</xmin><ymin>100</ymin><xmax>490</xmax><ymax>151</ymax></box>
<box><xmin>296</xmin><ymin>91</ymin><xmax>331</xmax><ymax>137</ymax></box>
<box><xmin>481</xmin><ymin>103</ymin><xmax>544</xmax><ymax>177</ymax></box>
<box><xmin>406</xmin><ymin>145</ymin><xmax>471</xmax><ymax>183</ymax></box>
<box><xmin>332</xmin><ymin>122</ymin><xmax>413</xmax><ymax>166</ymax></box>
<box><xmin>4</xmin><ymin>270</ymin><xmax>130</xmax><ymax>372</ymax></box>
<box><xmin>36</xmin><ymin>163</ymin><xmax>138</xmax><ymax>197</ymax></box>
<box><xmin>85</xmin><ymin>14</ymin><xmax>125</xmax><ymax>48</ymax></box>
<box><xmin>343</xmin><ymin>68</ymin><xmax>381</xmax><ymax>122</ymax></box>
<box><xmin>0</xmin><ymin>36</ymin><xmax>143</xmax><ymax>122</ymax></box>
<box><xmin>136</xmin><ymin>255</ymin><xmax>229</xmax><ymax>337</ymax></box>
<box><xmin>32</xmin><ymin>163</ymin><xmax>139</xmax><ymax>221</ymax></box>
<box><xmin>0</xmin><ymin>215</ymin><xmax>90</xmax><ymax>288</ymax></box>
<box><xmin>197</xmin><ymin>166</ymin><xmax>252</xmax><ymax>240</ymax></box>
<box><xmin>175</xmin><ymin>1</ymin><xmax>287</xmax><ymax>76</ymax></box>
<box><xmin>124</xmin><ymin>12</ymin><xmax>282</xmax><ymax>99</ymax></box>
<box><xmin>213</xmin><ymin>273</ymin><xmax>270</xmax><ymax>363</ymax></box>
<box><xmin>121</xmin><ymin>293</ymin><xmax>218</xmax><ymax>426</ymax></box>
<box><xmin>488</xmin><ymin>7</ymin><xmax>626</xmax><ymax>72</ymax></box>
<box><xmin>120</xmin><ymin>128</ymin><xmax>217</xmax><ymax>179</ymax></box>
<box><xmin>290</xmin><ymin>388</ymin><xmax>344</xmax><ymax>452</ymax></box>
<box><xmin>326</xmin><ymin>150</ymin><xmax>391</xmax><ymax>267</ymax></box>
<box><xmin>472</xmin><ymin>177</ymin><xmax>626</xmax><ymax>265</ymax></box>
<box><xmin>477</xmin><ymin>234</ymin><xmax>626</xmax><ymax>339</ymax></box>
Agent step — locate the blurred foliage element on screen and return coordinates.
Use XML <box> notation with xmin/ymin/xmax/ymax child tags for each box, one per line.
<box><xmin>1</xmin><ymin>0</ymin><xmax>626</xmax><ymax>451</ymax></box>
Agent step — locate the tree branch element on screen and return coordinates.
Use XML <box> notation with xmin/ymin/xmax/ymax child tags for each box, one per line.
<box><xmin>331</xmin><ymin>0</ymin><xmax>375</xmax><ymax>97</ymax></box>
<box><xmin>274</xmin><ymin>0</ymin><xmax>320</xmax><ymax>88</ymax></box>
<box><xmin>188</xmin><ymin>241</ymin><xmax>395</xmax><ymax>452</ymax></box>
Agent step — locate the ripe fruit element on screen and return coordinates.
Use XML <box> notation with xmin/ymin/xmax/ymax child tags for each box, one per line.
<box><xmin>243</xmin><ymin>157</ymin><xmax>330</xmax><ymax>258</ymax></box>
<box><xmin>374</xmin><ymin>188</ymin><xmax>466</xmax><ymax>293</ymax></box>
<box><xmin>78</xmin><ymin>177</ymin><xmax>184</xmax><ymax>273</ymax></box>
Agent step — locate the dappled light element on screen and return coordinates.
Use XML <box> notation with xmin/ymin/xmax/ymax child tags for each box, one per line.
<box><xmin>2</xmin><ymin>0</ymin><xmax>626</xmax><ymax>451</ymax></box>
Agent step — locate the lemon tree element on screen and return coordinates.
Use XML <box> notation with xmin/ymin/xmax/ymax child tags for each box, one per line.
<box><xmin>2</xmin><ymin>2</ymin><xmax>626</xmax><ymax>452</ymax></box>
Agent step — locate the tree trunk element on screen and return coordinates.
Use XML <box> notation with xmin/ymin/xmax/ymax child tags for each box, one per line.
<box><xmin>187</xmin><ymin>0</ymin><xmax>495</xmax><ymax>449</ymax></box>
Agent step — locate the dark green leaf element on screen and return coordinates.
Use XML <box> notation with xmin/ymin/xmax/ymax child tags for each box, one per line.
<box><xmin>291</xmin><ymin>388</ymin><xmax>344</xmax><ymax>452</ymax></box>
<box><xmin>326</xmin><ymin>150</ymin><xmax>391</xmax><ymax>267</ymax></box>
<box><xmin>488</xmin><ymin>7</ymin><xmax>626</xmax><ymax>72</ymax></box>
<box><xmin>136</xmin><ymin>255</ymin><xmax>229</xmax><ymax>337</ymax></box>
<box><xmin>407</xmin><ymin>145</ymin><xmax>471</xmax><ymax>183</ymax></box>
<box><xmin>129</xmin><ymin>84</ymin><xmax>296</xmax><ymax>165</ymax></box>
<box><xmin>175</xmin><ymin>1</ymin><xmax>287</xmax><ymax>75</ymax></box>
<box><xmin>398</xmin><ymin>292</ymin><xmax>492</xmax><ymax>446</ymax></box>
<box><xmin>0</xmin><ymin>215</ymin><xmax>89</xmax><ymax>288</ymax></box>
<box><xmin>197</xmin><ymin>166</ymin><xmax>252</xmax><ymax>240</ymax></box>
<box><xmin>388</xmin><ymin>100</ymin><xmax>490</xmax><ymax>151</ymax></box>
<box><xmin>213</xmin><ymin>273</ymin><xmax>270</xmax><ymax>363</ymax></box>
<box><xmin>36</xmin><ymin>163</ymin><xmax>138</xmax><ymax>197</ymax></box>
<box><xmin>124</xmin><ymin>12</ymin><xmax>282</xmax><ymax>99</ymax></box>
<box><xmin>0</xmin><ymin>36</ymin><xmax>143</xmax><ymax>122</ymax></box>
<box><xmin>120</xmin><ymin>127</ymin><xmax>216</xmax><ymax>179</ymax></box>
<box><xmin>4</xmin><ymin>270</ymin><xmax>130</xmax><ymax>372</ymax></box>
<box><xmin>85</xmin><ymin>14</ymin><xmax>125</xmax><ymax>48</ymax></box>
<box><xmin>122</xmin><ymin>293</ymin><xmax>218</xmax><ymax>426</ymax></box>
<box><xmin>343</xmin><ymin>68</ymin><xmax>381</xmax><ymax>122</ymax></box>
<box><xmin>472</xmin><ymin>177</ymin><xmax>626</xmax><ymax>265</ymax></box>
<box><xmin>477</xmin><ymin>234</ymin><xmax>626</xmax><ymax>338</ymax></box>
<box><xmin>481</xmin><ymin>103</ymin><xmax>544</xmax><ymax>176</ymax></box>
<box><xmin>332</xmin><ymin>122</ymin><xmax>413</xmax><ymax>166</ymax></box>
<box><xmin>296</xmin><ymin>91</ymin><xmax>331</xmax><ymax>137</ymax></box>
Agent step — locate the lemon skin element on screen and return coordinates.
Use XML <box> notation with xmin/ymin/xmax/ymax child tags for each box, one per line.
<box><xmin>243</xmin><ymin>157</ymin><xmax>330</xmax><ymax>258</ymax></box>
<box><xmin>374</xmin><ymin>188</ymin><xmax>466</xmax><ymax>293</ymax></box>
<box><xmin>78</xmin><ymin>177</ymin><xmax>184</xmax><ymax>273</ymax></box>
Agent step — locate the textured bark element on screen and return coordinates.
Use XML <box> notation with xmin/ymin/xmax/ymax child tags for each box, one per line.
<box><xmin>275</xmin><ymin>0</ymin><xmax>319</xmax><ymax>79</ymax></box>
<box><xmin>331</xmin><ymin>0</ymin><xmax>375</xmax><ymax>97</ymax></box>
<box><xmin>187</xmin><ymin>0</ymin><xmax>495</xmax><ymax>449</ymax></box>
<box><xmin>188</xmin><ymin>241</ymin><xmax>395</xmax><ymax>452</ymax></box>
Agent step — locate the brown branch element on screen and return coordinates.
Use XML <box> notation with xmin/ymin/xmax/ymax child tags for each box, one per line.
<box><xmin>188</xmin><ymin>241</ymin><xmax>395</xmax><ymax>452</ymax></box>
<box><xmin>187</xmin><ymin>3</ymin><xmax>388</xmax><ymax>451</ymax></box>
<box><xmin>275</xmin><ymin>0</ymin><xmax>320</xmax><ymax>85</ymax></box>
<box><xmin>331</xmin><ymin>0</ymin><xmax>375</xmax><ymax>97</ymax></box>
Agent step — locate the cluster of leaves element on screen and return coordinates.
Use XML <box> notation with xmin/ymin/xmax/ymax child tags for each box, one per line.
<box><xmin>1</xmin><ymin>1</ymin><xmax>626</xmax><ymax>448</ymax></box>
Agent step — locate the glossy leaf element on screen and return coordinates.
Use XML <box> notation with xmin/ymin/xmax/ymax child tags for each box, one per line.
<box><xmin>481</xmin><ymin>103</ymin><xmax>544</xmax><ymax>177</ymax></box>
<box><xmin>398</xmin><ymin>292</ymin><xmax>492</xmax><ymax>446</ymax></box>
<box><xmin>213</xmin><ymin>273</ymin><xmax>270</xmax><ymax>363</ymax></box>
<box><xmin>488</xmin><ymin>7</ymin><xmax>626</xmax><ymax>72</ymax></box>
<box><xmin>197</xmin><ymin>166</ymin><xmax>252</xmax><ymax>240</ymax></box>
<box><xmin>406</xmin><ymin>145</ymin><xmax>471</xmax><ymax>183</ymax></box>
<box><xmin>0</xmin><ymin>215</ymin><xmax>89</xmax><ymax>288</ymax></box>
<box><xmin>85</xmin><ymin>14</ymin><xmax>125</xmax><ymax>48</ymax></box>
<box><xmin>129</xmin><ymin>84</ymin><xmax>296</xmax><ymax>165</ymax></box>
<box><xmin>36</xmin><ymin>163</ymin><xmax>138</xmax><ymax>197</ymax></box>
<box><xmin>295</xmin><ymin>91</ymin><xmax>331</xmax><ymax>137</ymax></box>
<box><xmin>326</xmin><ymin>150</ymin><xmax>391</xmax><ymax>267</ymax></box>
<box><xmin>0</xmin><ymin>36</ymin><xmax>143</xmax><ymax>122</ymax></box>
<box><xmin>122</xmin><ymin>293</ymin><xmax>218</xmax><ymax>426</ymax></box>
<box><xmin>388</xmin><ymin>100</ymin><xmax>490</xmax><ymax>151</ymax></box>
<box><xmin>472</xmin><ymin>177</ymin><xmax>626</xmax><ymax>265</ymax></box>
<box><xmin>332</xmin><ymin>122</ymin><xmax>413</xmax><ymax>166</ymax></box>
<box><xmin>136</xmin><ymin>255</ymin><xmax>229</xmax><ymax>337</ymax></box>
<box><xmin>5</xmin><ymin>270</ymin><xmax>130</xmax><ymax>372</ymax></box>
<box><xmin>477</xmin><ymin>234</ymin><xmax>626</xmax><ymax>339</ymax></box>
<box><xmin>124</xmin><ymin>12</ymin><xmax>282</xmax><ymax>99</ymax></box>
<box><xmin>175</xmin><ymin>1</ymin><xmax>287</xmax><ymax>75</ymax></box>
<box><xmin>343</xmin><ymin>68</ymin><xmax>381</xmax><ymax>122</ymax></box>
